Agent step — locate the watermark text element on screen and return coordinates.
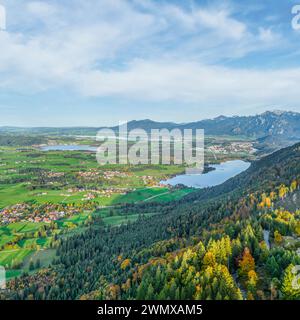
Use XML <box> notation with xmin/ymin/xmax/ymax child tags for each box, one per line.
<box><xmin>292</xmin><ymin>5</ymin><xmax>300</xmax><ymax>30</ymax></box>
<box><xmin>96</xmin><ymin>123</ymin><xmax>204</xmax><ymax>174</ymax></box>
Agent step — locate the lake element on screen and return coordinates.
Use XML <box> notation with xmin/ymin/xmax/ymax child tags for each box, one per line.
<box><xmin>41</xmin><ymin>145</ymin><xmax>97</xmax><ymax>152</ymax></box>
<box><xmin>161</xmin><ymin>160</ymin><xmax>250</xmax><ymax>188</ymax></box>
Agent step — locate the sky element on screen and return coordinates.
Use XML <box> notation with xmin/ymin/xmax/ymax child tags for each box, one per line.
<box><xmin>0</xmin><ymin>0</ymin><xmax>300</xmax><ymax>126</ymax></box>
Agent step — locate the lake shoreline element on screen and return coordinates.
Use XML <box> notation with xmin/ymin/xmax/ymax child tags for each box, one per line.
<box><xmin>160</xmin><ymin>160</ymin><xmax>251</xmax><ymax>189</ymax></box>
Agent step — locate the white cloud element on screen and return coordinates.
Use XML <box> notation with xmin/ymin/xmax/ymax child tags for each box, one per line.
<box><xmin>0</xmin><ymin>0</ymin><xmax>292</xmax><ymax>114</ymax></box>
<box><xmin>71</xmin><ymin>59</ymin><xmax>300</xmax><ymax>111</ymax></box>
<box><xmin>258</xmin><ymin>27</ymin><xmax>278</xmax><ymax>43</ymax></box>
<box><xmin>27</xmin><ymin>1</ymin><xmax>56</xmax><ymax>17</ymax></box>
<box><xmin>195</xmin><ymin>8</ymin><xmax>247</xmax><ymax>40</ymax></box>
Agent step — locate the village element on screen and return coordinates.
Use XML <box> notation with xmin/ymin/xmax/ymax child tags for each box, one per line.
<box><xmin>0</xmin><ymin>202</ymin><xmax>97</xmax><ymax>225</ymax></box>
<box><xmin>207</xmin><ymin>141</ymin><xmax>255</xmax><ymax>155</ymax></box>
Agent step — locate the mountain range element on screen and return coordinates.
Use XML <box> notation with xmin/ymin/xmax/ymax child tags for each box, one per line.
<box><xmin>1</xmin><ymin>110</ymin><xmax>300</xmax><ymax>149</ymax></box>
<box><xmin>112</xmin><ymin>110</ymin><xmax>300</xmax><ymax>140</ymax></box>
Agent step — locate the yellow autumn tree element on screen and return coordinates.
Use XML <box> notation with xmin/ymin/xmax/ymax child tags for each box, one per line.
<box><xmin>270</xmin><ymin>191</ymin><xmax>277</xmax><ymax>201</ymax></box>
<box><xmin>265</xmin><ymin>197</ymin><xmax>272</xmax><ymax>208</ymax></box>
<box><xmin>121</xmin><ymin>258</ymin><xmax>131</xmax><ymax>270</ymax></box>
<box><xmin>279</xmin><ymin>185</ymin><xmax>289</xmax><ymax>199</ymax></box>
<box><xmin>247</xmin><ymin>270</ymin><xmax>258</xmax><ymax>288</ymax></box>
<box><xmin>274</xmin><ymin>230</ymin><xmax>283</xmax><ymax>244</ymax></box>
<box><xmin>106</xmin><ymin>284</ymin><xmax>120</xmax><ymax>300</ymax></box>
<box><xmin>290</xmin><ymin>180</ymin><xmax>297</xmax><ymax>192</ymax></box>
<box><xmin>203</xmin><ymin>251</ymin><xmax>216</xmax><ymax>267</ymax></box>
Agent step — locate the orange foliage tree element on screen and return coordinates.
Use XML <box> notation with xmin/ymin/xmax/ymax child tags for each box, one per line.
<box><xmin>238</xmin><ymin>247</ymin><xmax>255</xmax><ymax>278</ymax></box>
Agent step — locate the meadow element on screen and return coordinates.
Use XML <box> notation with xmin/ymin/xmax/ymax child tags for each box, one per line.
<box><xmin>0</xmin><ymin>208</ymin><xmax>160</xmax><ymax>278</ymax></box>
<box><xmin>0</xmin><ymin>135</ymin><xmax>254</xmax><ymax>280</ymax></box>
<box><xmin>0</xmin><ymin>146</ymin><xmax>195</xmax><ymax>278</ymax></box>
<box><xmin>0</xmin><ymin>147</ymin><xmax>188</xmax><ymax>208</ymax></box>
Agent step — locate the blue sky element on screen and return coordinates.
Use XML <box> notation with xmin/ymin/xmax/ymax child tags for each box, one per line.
<box><xmin>0</xmin><ymin>0</ymin><xmax>300</xmax><ymax>126</ymax></box>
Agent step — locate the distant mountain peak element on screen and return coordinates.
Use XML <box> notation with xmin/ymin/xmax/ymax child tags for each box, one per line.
<box><xmin>262</xmin><ymin>110</ymin><xmax>291</xmax><ymax>116</ymax></box>
<box><xmin>214</xmin><ymin>115</ymin><xmax>227</xmax><ymax>121</ymax></box>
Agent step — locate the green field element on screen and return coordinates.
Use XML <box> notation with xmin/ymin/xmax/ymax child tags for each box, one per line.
<box><xmin>0</xmin><ymin>183</ymin><xmax>194</xmax><ymax>209</ymax></box>
<box><xmin>18</xmin><ymin>237</ymin><xmax>52</xmax><ymax>248</ymax></box>
<box><xmin>0</xmin><ymin>249</ymin><xmax>33</xmax><ymax>268</ymax></box>
<box><xmin>0</xmin><ymin>233</ymin><xmax>15</xmax><ymax>247</ymax></box>
<box><xmin>0</xmin><ymin>209</ymin><xmax>159</xmax><ymax>277</ymax></box>
<box><xmin>5</xmin><ymin>222</ymin><xmax>44</xmax><ymax>233</ymax></box>
<box><xmin>0</xmin><ymin>148</ymin><xmax>195</xmax><ymax>278</ymax></box>
<box><xmin>0</xmin><ymin>147</ymin><xmax>188</xmax><ymax>208</ymax></box>
<box><xmin>22</xmin><ymin>249</ymin><xmax>57</xmax><ymax>270</ymax></box>
<box><xmin>111</xmin><ymin>187</ymin><xmax>194</xmax><ymax>204</ymax></box>
<box><xmin>0</xmin><ymin>204</ymin><xmax>172</xmax><ymax>277</ymax></box>
<box><xmin>0</xmin><ymin>222</ymin><xmax>45</xmax><ymax>247</ymax></box>
<box><xmin>101</xmin><ymin>212</ymin><xmax>158</xmax><ymax>226</ymax></box>
<box><xmin>0</xmin><ymin>146</ymin><xmax>196</xmax><ymax>279</ymax></box>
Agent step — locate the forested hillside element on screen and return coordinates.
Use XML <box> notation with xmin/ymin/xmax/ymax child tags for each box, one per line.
<box><xmin>0</xmin><ymin>134</ymin><xmax>47</xmax><ymax>146</ymax></box>
<box><xmin>1</xmin><ymin>143</ymin><xmax>300</xmax><ymax>300</ymax></box>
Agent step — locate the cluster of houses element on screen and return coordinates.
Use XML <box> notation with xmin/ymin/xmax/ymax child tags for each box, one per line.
<box><xmin>207</xmin><ymin>142</ymin><xmax>254</xmax><ymax>155</ymax></box>
<box><xmin>77</xmin><ymin>170</ymin><xmax>99</xmax><ymax>179</ymax></box>
<box><xmin>67</xmin><ymin>187</ymin><xmax>131</xmax><ymax>195</ymax></box>
<box><xmin>14</xmin><ymin>160</ymin><xmax>29</xmax><ymax>165</ymax></box>
<box><xmin>79</xmin><ymin>187</ymin><xmax>131</xmax><ymax>200</ymax></box>
<box><xmin>103</xmin><ymin>171</ymin><xmax>132</xmax><ymax>180</ymax></box>
<box><xmin>141</xmin><ymin>175</ymin><xmax>158</xmax><ymax>186</ymax></box>
<box><xmin>28</xmin><ymin>159</ymin><xmax>46</xmax><ymax>164</ymax></box>
<box><xmin>0</xmin><ymin>158</ymin><xmax>45</xmax><ymax>169</ymax></box>
<box><xmin>83</xmin><ymin>193</ymin><xmax>96</xmax><ymax>200</ymax></box>
<box><xmin>0</xmin><ymin>203</ymin><xmax>27</xmax><ymax>224</ymax></box>
<box><xmin>44</xmin><ymin>171</ymin><xmax>65</xmax><ymax>178</ymax></box>
<box><xmin>27</xmin><ymin>211</ymin><xmax>67</xmax><ymax>224</ymax></box>
<box><xmin>0</xmin><ymin>202</ymin><xmax>86</xmax><ymax>225</ymax></box>
<box><xmin>76</xmin><ymin>169</ymin><xmax>133</xmax><ymax>181</ymax></box>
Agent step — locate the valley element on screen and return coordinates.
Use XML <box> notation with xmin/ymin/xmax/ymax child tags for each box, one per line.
<box><xmin>0</xmin><ymin>111</ymin><xmax>300</xmax><ymax>300</ymax></box>
<box><xmin>0</xmin><ymin>128</ymin><xmax>256</xmax><ymax>281</ymax></box>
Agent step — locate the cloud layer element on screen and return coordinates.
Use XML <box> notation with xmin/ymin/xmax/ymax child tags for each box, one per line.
<box><xmin>0</xmin><ymin>0</ymin><xmax>299</xmax><ymax>123</ymax></box>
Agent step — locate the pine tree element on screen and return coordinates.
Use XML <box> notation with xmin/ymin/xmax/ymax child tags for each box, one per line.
<box><xmin>35</xmin><ymin>259</ymin><xmax>41</xmax><ymax>269</ymax></box>
<box><xmin>145</xmin><ymin>284</ymin><xmax>155</xmax><ymax>300</ymax></box>
<box><xmin>29</xmin><ymin>260</ymin><xmax>35</xmax><ymax>271</ymax></box>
